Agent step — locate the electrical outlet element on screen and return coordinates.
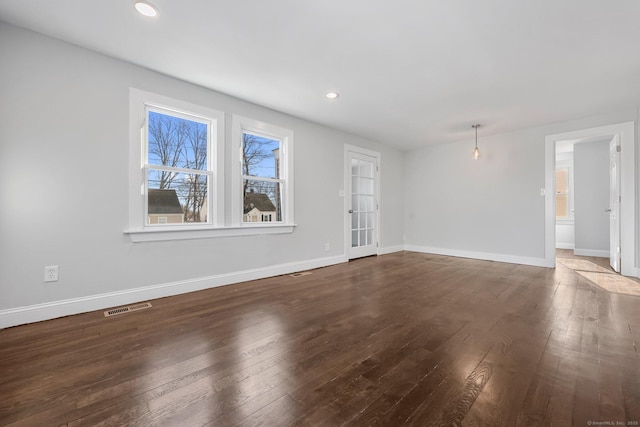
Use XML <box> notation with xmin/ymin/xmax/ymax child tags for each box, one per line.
<box><xmin>325</xmin><ymin>243</ymin><xmax>330</xmax><ymax>251</ymax></box>
<box><xmin>44</xmin><ymin>265</ymin><xmax>59</xmax><ymax>282</ymax></box>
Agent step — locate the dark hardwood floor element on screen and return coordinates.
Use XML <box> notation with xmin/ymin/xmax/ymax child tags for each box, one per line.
<box><xmin>1</xmin><ymin>252</ymin><xmax>639</xmax><ymax>426</ymax></box>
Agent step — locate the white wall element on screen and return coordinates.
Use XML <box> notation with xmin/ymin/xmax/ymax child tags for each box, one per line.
<box><xmin>0</xmin><ymin>23</ymin><xmax>405</xmax><ymax>326</ymax></box>
<box><xmin>404</xmin><ymin>111</ymin><xmax>637</xmax><ymax>267</ymax></box>
<box><xmin>556</xmin><ymin>224</ymin><xmax>575</xmax><ymax>249</ymax></box>
<box><xmin>404</xmin><ymin>129</ymin><xmax>546</xmax><ymax>265</ymax></box>
<box><xmin>574</xmin><ymin>140</ymin><xmax>610</xmax><ymax>256</ymax></box>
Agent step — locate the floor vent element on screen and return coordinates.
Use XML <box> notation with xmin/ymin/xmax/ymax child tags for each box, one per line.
<box><xmin>290</xmin><ymin>271</ymin><xmax>312</xmax><ymax>278</ymax></box>
<box><xmin>104</xmin><ymin>302</ymin><xmax>152</xmax><ymax>317</ymax></box>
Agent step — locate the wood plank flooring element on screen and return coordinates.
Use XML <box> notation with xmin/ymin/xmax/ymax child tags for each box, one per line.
<box><xmin>1</xmin><ymin>251</ymin><xmax>639</xmax><ymax>426</ymax></box>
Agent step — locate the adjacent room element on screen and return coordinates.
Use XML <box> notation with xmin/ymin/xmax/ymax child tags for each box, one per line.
<box><xmin>1</xmin><ymin>1</ymin><xmax>639</xmax><ymax>425</ymax></box>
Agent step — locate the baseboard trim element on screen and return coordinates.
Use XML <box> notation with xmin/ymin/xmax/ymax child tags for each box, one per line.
<box><xmin>555</xmin><ymin>243</ymin><xmax>575</xmax><ymax>250</ymax></box>
<box><xmin>573</xmin><ymin>249</ymin><xmax>609</xmax><ymax>258</ymax></box>
<box><xmin>404</xmin><ymin>245</ymin><xmax>548</xmax><ymax>268</ymax></box>
<box><xmin>378</xmin><ymin>245</ymin><xmax>405</xmax><ymax>255</ymax></box>
<box><xmin>0</xmin><ymin>254</ymin><xmax>348</xmax><ymax>329</ymax></box>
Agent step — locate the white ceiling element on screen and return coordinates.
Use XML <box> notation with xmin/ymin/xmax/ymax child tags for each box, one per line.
<box><xmin>1</xmin><ymin>0</ymin><xmax>639</xmax><ymax>150</ymax></box>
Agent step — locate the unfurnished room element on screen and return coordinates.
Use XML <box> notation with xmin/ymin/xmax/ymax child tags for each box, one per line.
<box><xmin>1</xmin><ymin>1</ymin><xmax>640</xmax><ymax>426</ymax></box>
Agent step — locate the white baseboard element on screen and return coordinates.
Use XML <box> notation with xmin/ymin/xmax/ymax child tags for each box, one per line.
<box><xmin>404</xmin><ymin>245</ymin><xmax>548</xmax><ymax>268</ymax></box>
<box><xmin>378</xmin><ymin>245</ymin><xmax>405</xmax><ymax>255</ymax></box>
<box><xmin>573</xmin><ymin>248</ymin><xmax>609</xmax><ymax>258</ymax></box>
<box><xmin>0</xmin><ymin>254</ymin><xmax>347</xmax><ymax>329</ymax></box>
<box><xmin>555</xmin><ymin>243</ymin><xmax>575</xmax><ymax>250</ymax></box>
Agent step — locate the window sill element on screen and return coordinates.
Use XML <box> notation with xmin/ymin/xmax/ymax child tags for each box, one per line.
<box><xmin>124</xmin><ymin>224</ymin><xmax>296</xmax><ymax>243</ymax></box>
<box><xmin>556</xmin><ymin>219</ymin><xmax>575</xmax><ymax>225</ymax></box>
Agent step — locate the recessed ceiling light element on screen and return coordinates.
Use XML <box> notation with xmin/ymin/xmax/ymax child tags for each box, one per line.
<box><xmin>134</xmin><ymin>1</ymin><xmax>158</xmax><ymax>17</ymax></box>
<box><xmin>325</xmin><ymin>92</ymin><xmax>340</xmax><ymax>99</ymax></box>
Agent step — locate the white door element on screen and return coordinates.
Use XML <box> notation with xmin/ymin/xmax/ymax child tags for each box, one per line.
<box><xmin>347</xmin><ymin>150</ymin><xmax>378</xmax><ymax>259</ymax></box>
<box><xmin>609</xmin><ymin>136</ymin><xmax>621</xmax><ymax>272</ymax></box>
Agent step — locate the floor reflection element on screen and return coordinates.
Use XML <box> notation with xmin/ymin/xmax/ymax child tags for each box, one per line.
<box><xmin>230</xmin><ymin>310</ymin><xmax>291</xmax><ymax>422</ymax></box>
<box><xmin>557</xmin><ymin>257</ymin><xmax>640</xmax><ymax>297</ymax></box>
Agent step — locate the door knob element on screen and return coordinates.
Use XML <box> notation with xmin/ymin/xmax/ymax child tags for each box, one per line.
<box><xmin>605</xmin><ymin>209</ymin><xmax>612</xmax><ymax>212</ymax></box>
<box><xmin>348</xmin><ymin>209</ymin><xmax>353</xmax><ymax>213</ymax></box>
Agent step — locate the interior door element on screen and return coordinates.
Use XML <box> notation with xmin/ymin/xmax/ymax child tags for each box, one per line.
<box><xmin>348</xmin><ymin>150</ymin><xmax>378</xmax><ymax>259</ymax></box>
<box><xmin>609</xmin><ymin>135</ymin><xmax>621</xmax><ymax>272</ymax></box>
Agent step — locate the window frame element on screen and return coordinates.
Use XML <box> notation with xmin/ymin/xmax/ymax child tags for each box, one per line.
<box><xmin>231</xmin><ymin>115</ymin><xmax>294</xmax><ymax>228</ymax></box>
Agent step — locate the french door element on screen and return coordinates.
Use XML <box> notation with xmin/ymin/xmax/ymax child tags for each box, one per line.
<box><xmin>347</xmin><ymin>148</ymin><xmax>379</xmax><ymax>259</ymax></box>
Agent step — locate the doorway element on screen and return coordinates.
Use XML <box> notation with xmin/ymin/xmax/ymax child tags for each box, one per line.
<box><xmin>544</xmin><ymin>122</ymin><xmax>636</xmax><ymax>277</ymax></box>
<box><xmin>345</xmin><ymin>145</ymin><xmax>380</xmax><ymax>260</ymax></box>
<box><xmin>554</xmin><ymin>135</ymin><xmax>618</xmax><ymax>270</ymax></box>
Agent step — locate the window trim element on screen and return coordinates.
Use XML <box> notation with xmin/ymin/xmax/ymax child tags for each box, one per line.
<box><xmin>125</xmin><ymin>224</ymin><xmax>295</xmax><ymax>243</ymax></box>
<box><xmin>231</xmin><ymin>115</ymin><xmax>294</xmax><ymax>227</ymax></box>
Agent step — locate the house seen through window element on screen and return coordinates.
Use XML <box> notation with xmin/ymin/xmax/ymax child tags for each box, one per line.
<box><xmin>242</xmin><ymin>132</ymin><xmax>282</xmax><ymax>223</ymax></box>
<box><xmin>146</xmin><ymin>109</ymin><xmax>213</xmax><ymax>226</ymax></box>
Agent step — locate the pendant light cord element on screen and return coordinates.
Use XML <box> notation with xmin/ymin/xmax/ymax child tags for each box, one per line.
<box><xmin>475</xmin><ymin>125</ymin><xmax>478</xmax><ymax>149</ymax></box>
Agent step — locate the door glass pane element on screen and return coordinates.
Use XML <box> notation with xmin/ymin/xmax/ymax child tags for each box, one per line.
<box><xmin>360</xmin><ymin>230</ymin><xmax>366</xmax><ymax>246</ymax></box>
<box><xmin>360</xmin><ymin>162</ymin><xmax>373</xmax><ymax>178</ymax></box>
<box><xmin>359</xmin><ymin>177</ymin><xmax>365</xmax><ymax>194</ymax></box>
<box><xmin>351</xmin><ymin>212</ymin><xmax>358</xmax><ymax>229</ymax></box>
<box><xmin>359</xmin><ymin>195</ymin><xmax>368</xmax><ymax>212</ymax></box>
<box><xmin>351</xmin><ymin>230</ymin><xmax>358</xmax><ymax>247</ymax></box>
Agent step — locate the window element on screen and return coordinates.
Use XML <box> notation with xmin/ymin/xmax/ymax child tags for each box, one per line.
<box><xmin>145</xmin><ymin>108</ymin><xmax>212</xmax><ymax>226</ymax></box>
<box><xmin>127</xmin><ymin>89</ymin><xmax>224</xmax><ymax>238</ymax></box>
<box><xmin>555</xmin><ymin>167</ymin><xmax>572</xmax><ymax>219</ymax></box>
<box><xmin>232</xmin><ymin>115</ymin><xmax>294</xmax><ymax>226</ymax></box>
<box><xmin>242</xmin><ymin>132</ymin><xmax>281</xmax><ymax>223</ymax></box>
<box><xmin>127</xmin><ymin>90</ymin><xmax>295</xmax><ymax>242</ymax></box>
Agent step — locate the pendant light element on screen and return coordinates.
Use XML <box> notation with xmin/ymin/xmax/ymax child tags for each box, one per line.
<box><xmin>472</xmin><ymin>124</ymin><xmax>481</xmax><ymax>160</ymax></box>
